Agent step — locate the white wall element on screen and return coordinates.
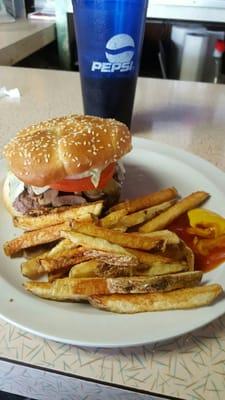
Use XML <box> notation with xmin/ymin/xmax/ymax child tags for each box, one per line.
<box><xmin>148</xmin><ymin>0</ymin><xmax>225</xmax><ymax>22</ymax></box>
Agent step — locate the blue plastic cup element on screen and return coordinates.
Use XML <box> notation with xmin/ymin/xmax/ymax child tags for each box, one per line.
<box><xmin>72</xmin><ymin>0</ymin><xmax>148</xmax><ymax>128</ymax></box>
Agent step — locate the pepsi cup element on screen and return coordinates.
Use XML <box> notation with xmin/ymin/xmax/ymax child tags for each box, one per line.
<box><xmin>72</xmin><ymin>0</ymin><xmax>148</xmax><ymax>128</ymax></box>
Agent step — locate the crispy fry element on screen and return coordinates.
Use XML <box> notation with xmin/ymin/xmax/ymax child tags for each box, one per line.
<box><xmin>4</xmin><ymin>222</ymin><xmax>70</xmax><ymax>257</ymax></box>
<box><xmin>21</xmin><ymin>239</ymin><xmax>75</xmax><ymax>279</ymax></box>
<box><xmin>69</xmin><ymin>260</ymin><xmax>104</xmax><ymax>278</ymax></box>
<box><xmin>105</xmin><ymin>271</ymin><xmax>203</xmax><ymax>293</ymax></box>
<box><xmin>116</xmin><ymin>200</ymin><xmax>176</xmax><ymax>229</ymax></box>
<box><xmin>89</xmin><ymin>284</ymin><xmax>223</xmax><ymax>313</ymax></box>
<box><xmin>13</xmin><ymin>202</ymin><xmax>103</xmax><ymax>231</ymax></box>
<box><xmin>62</xmin><ymin>231</ymin><xmax>139</xmax><ymax>260</ymax></box>
<box><xmin>24</xmin><ymin>279</ymin><xmax>88</xmax><ymax>301</ymax></box>
<box><xmin>47</xmin><ymin>239</ymin><xmax>75</xmax><ymax>256</ymax></box>
<box><xmin>69</xmin><ymin>258</ymin><xmax>188</xmax><ymax>278</ymax></box>
<box><xmin>21</xmin><ymin>240</ymin><xmax>87</xmax><ymax>278</ymax></box>
<box><xmin>68</xmin><ymin>223</ymin><xmax>166</xmax><ymax>251</ymax></box>
<box><xmin>82</xmin><ymin>249</ymin><xmax>139</xmax><ymax>267</ymax></box>
<box><xmin>127</xmin><ymin>249</ymin><xmax>189</xmax><ymax>275</ymax></box>
<box><xmin>154</xmin><ymin>240</ymin><xmax>194</xmax><ymax>271</ymax></box>
<box><xmin>109</xmin><ymin>187</ymin><xmax>178</xmax><ymax>213</ymax></box>
<box><xmin>69</xmin><ymin>260</ymin><xmax>155</xmax><ymax>278</ymax></box>
<box><xmin>140</xmin><ymin>230</ymin><xmax>180</xmax><ymax>245</ymax></box>
<box><xmin>24</xmin><ymin>271</ymin><xmax>203</xmax><ymax>301</ymax></box>
<box><xmin>21</xmin><ymin>254</ymin><xmax>49</xmax><ymax>279</ymax></box>
<box><xmin>100</xmin><ymin>209</ymin><xmax>128</xmax><ymax>228</ymax></box>
<box><xmin>139</xmin><ymin>191</ymin><xmax>209</xmax><ymax>233</ymax></box>
<box><xmin>39</xmin><ymin>247</ymin><xmax>91</xmax><ymax>273</ymax></box>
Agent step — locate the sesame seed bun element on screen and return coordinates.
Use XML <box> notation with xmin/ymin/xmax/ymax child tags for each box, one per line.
<box><xmin>3</xmin><ymin>114</ymin><xmax>132</xmax><ymax>187</ymax></box>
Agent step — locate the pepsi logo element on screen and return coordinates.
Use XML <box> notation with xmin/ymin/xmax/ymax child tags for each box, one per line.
<box><xmin>105</xmin><ymin>34</ymin><xmax>135</xmax><ymax>63</ymax></box>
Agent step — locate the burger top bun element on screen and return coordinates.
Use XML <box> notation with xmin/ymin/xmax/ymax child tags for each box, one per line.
<box><xmin>3</xmin><ymin>114</ymin><xmax>132</xmax><ymax>187</ymax></box>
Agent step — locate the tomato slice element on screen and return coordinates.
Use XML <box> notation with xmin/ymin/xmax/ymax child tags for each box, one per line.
<box><xmin>49</xmin><ymin>163</ymin><xmax>115</xmax><ymax>192</ymax></box>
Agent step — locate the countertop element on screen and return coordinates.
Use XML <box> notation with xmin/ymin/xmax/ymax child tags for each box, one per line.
<box><xmin>0</xmin><ymin>66</ymin><xmax>225</xmax><ymax>400</ymax></box>
<box><xmin>0</xmin><ymin>19</ymin><xmax>55</xmax><ymax>66</ymax></box>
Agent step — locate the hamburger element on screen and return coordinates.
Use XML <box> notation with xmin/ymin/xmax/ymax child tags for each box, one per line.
<box><xmin>3</xmin><ymin>114</ymin><xmax>132</xmax><ymax>216</ymax></box>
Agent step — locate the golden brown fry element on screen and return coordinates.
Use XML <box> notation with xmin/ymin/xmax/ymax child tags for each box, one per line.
<box><xmin>69</xmin><ymin>260</ymin><xmax>104</xmax><ymax>278</ymax></box>
<box><xmin>62</xmin><ymin>231</ymin><xmax>138</xmax><ymax>259</ymax></box>
<box><xmin>47</xmin><ymin>239</ymin><xmax>75</xmax><ymax>256</ymax></box>
<box><xmin>100</xmin><ymin>209</ymin><xmax>128</xmax><ymax>228</ymax></box>
<box><xmin>69</xmin><ymin>260</ymin><xmax>150</xmax><ymax>278</ymax></box>
<box><xmin>127</xmin><ymin>248</ymin><xmax>189</xmax><ymax>275</ymax></box>
<box><xmin>82</xmin><ymin>249</ymin><xmax>139</xmax><ymax>267</ymax></box>
<box><xmin>116</xmin><ymin>200</ymin><xmax>176</xmax><ymax>229</ymax></box>
<box><xmin>24</xmin><ymin>271</ymin><xmax>203</xmax><ymax>301</ymax></box>
<box><xmin>4</xmin><ymin>222</ymin><xmax>70</xmax><ymax>257</ymax></box>
<box><xmin>21</xmin><ymin>254</ymin><xmax>49</xmax><ymax>279</ymax></box>
<box><xmin>24</xmin><ymin>277</ymin><xmax>109</xmax><ymax>300</ymax></box>
<box><xmin>109</xmin><ymin>187</ymin><xmax>178</xmax><ymax>213</ymax></box>
<box><xmin>13</xmin><ymin>202</ymin><xmax>103</xmax><ymax>231</ymax></box>
<box><xmin>67</xmin><ymin>223</ymin><xmax>166</xmax><ymax>251</ymax></box>
<box><xmin>140</xmin><ymin>230</ymin><xmax>180</xmax><ymax>245</ymax></box>
<box><xmin>89</xmin><ymin>284</ymin><xmax>223</xmax><ymax>313</ymax></box>
<box><xmin>21</xmin><ymin>239</ymin><xmax>75</xmax><ymax>278</ymax></box>
<box><xmin>24</xmin><ymin>279</ymin><xmax>88</xmax><ymax>301</ymax></box>
<box><xmin>139</xmin><ymin>191</ymin><xmax>209</xmax><ymax>233</ymax></box>
<box><xmin>106</xmin><ymin>271</ymin><xmax>203</xmax><ymax>293</ymax></box>
<box><xmin>39</xmin><ymin>247</ymin><xmax>91</xmax><ymax>273</ymax></box>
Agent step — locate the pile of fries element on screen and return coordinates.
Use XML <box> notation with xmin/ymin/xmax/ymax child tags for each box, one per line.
<box><xmin>3</xmin><ymin>187</ymin><xmax>223</xmax><ymax>313</ymax></box>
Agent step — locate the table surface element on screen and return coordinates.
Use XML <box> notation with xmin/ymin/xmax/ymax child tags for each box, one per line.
<box><xmin>1</xmin><ymin>66</ymin><xmax>225</xmax><ymax>400</ymax></box>
<box><xmin>0</xmin><ymin>19</ymin><xmax>55</xmax><ymax>66</ymax></box>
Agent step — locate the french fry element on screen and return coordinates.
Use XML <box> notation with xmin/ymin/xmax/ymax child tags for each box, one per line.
<box><xmin>100</xmin><ymin>209</ymin><xmax>128</xmax><ymax>228</ymax></box>
<box><xmin>127</xmin><ymin>249</ymin><xmax>189</xmax><ymax>275</ymax></box>
<box><xmin>115</xmin><ymin>200</ymin><xmax>176</xmax><ymax>229</ymax></box>
<box><xmin>68</xmin><ymin>260</ymin><xmax>150</xmax><ymax>278</ymax></box>
<box><xmin>109</xmin><ymin>187</ymin><xmax>178</xmax><ymax>213</ymax></box>
<box><xmin>21</xmin><ymin>248</ymin><xmax>87</xmax><ymax>279</ymax></box>
<box><xmin>69</xmin><ymin>260</ymin><xmax>104</xmax><ymax>278</ymax></box>
<box><xmin>13</xmin><ymin>201</ymin><xmax>103</xmax><ymax>231</ymax></box>
<box><xmin>69</xmin><ymin>258</ymin><xmax>187</xmax><ymax>278</ymax></box>
<box><xmin>62</xmin><ymin>231</ymin><xmax>139</xmax><ymax>263</ymax></box>
<box><xmin>21</xmin><ymin>239</ymin><xmax>75</xmax><ymax>278</ymax></box>
<box><xmin>140</xmin><ymin>230</ymin><xmax>180</xmax><ymax>245</ymax></box>
<box><xmin>4</xmin><ymin>222</ymin><xmax>70</xmax><ymax>257</ymax></box>
<box><xmin>24</xmin><ymin>279</ymin><xmax>87</xmax><ymax>301</ymax></box>
<box><xmin>47</xmin><ymin>239</ymin><xmax>75</xmax><ymax>256</ymax></box>
<box><xmin>139</xmin><ymin>191</ymin><xmax>209</xmax><ymax>233</ymax></box>
<box><xmin>24</xmin><ymin>271</ymin><xmax>203</xmax><ymax>300</ymax></box>
<box><xmin>39</xmin><ymin>247</ymin><xmax>91</xmax><ymax>273</ymax></box>
<box><xmin>82</xmin><ymin>249</ymin><xmax>139</xmax><ymax>267</ymax></box>
<box><xmin>89</xmin><ymin>284</ymin><xmax>223</xmax><ymax>313</ymax></box>
<box><xmin>67</xmin><ymin>223</ymin><xmax>167</xmax><ymax>251</ymax></box>
<box><xmin>21</xmin><ymin>255</ymin><xmax>48</xmax><ymax>279</ymax></box>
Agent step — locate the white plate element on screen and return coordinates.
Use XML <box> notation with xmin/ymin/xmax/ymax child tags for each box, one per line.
<box><xmin>1</xmin><ymin>137</ymin><xmax>225</xmax><ymax>348</ymax></box>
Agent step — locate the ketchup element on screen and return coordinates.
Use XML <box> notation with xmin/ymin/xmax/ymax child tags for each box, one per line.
<box><xmin>168</xmin><ymin>213</ymin><xmax>225</xmax><ymax>272</ymax></box>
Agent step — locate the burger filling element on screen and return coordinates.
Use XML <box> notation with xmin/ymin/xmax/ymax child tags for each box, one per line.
<box><xmin>9</xmin><ymin>163</ymin><xmax>125</xmax><ymax>215</ymax></box>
